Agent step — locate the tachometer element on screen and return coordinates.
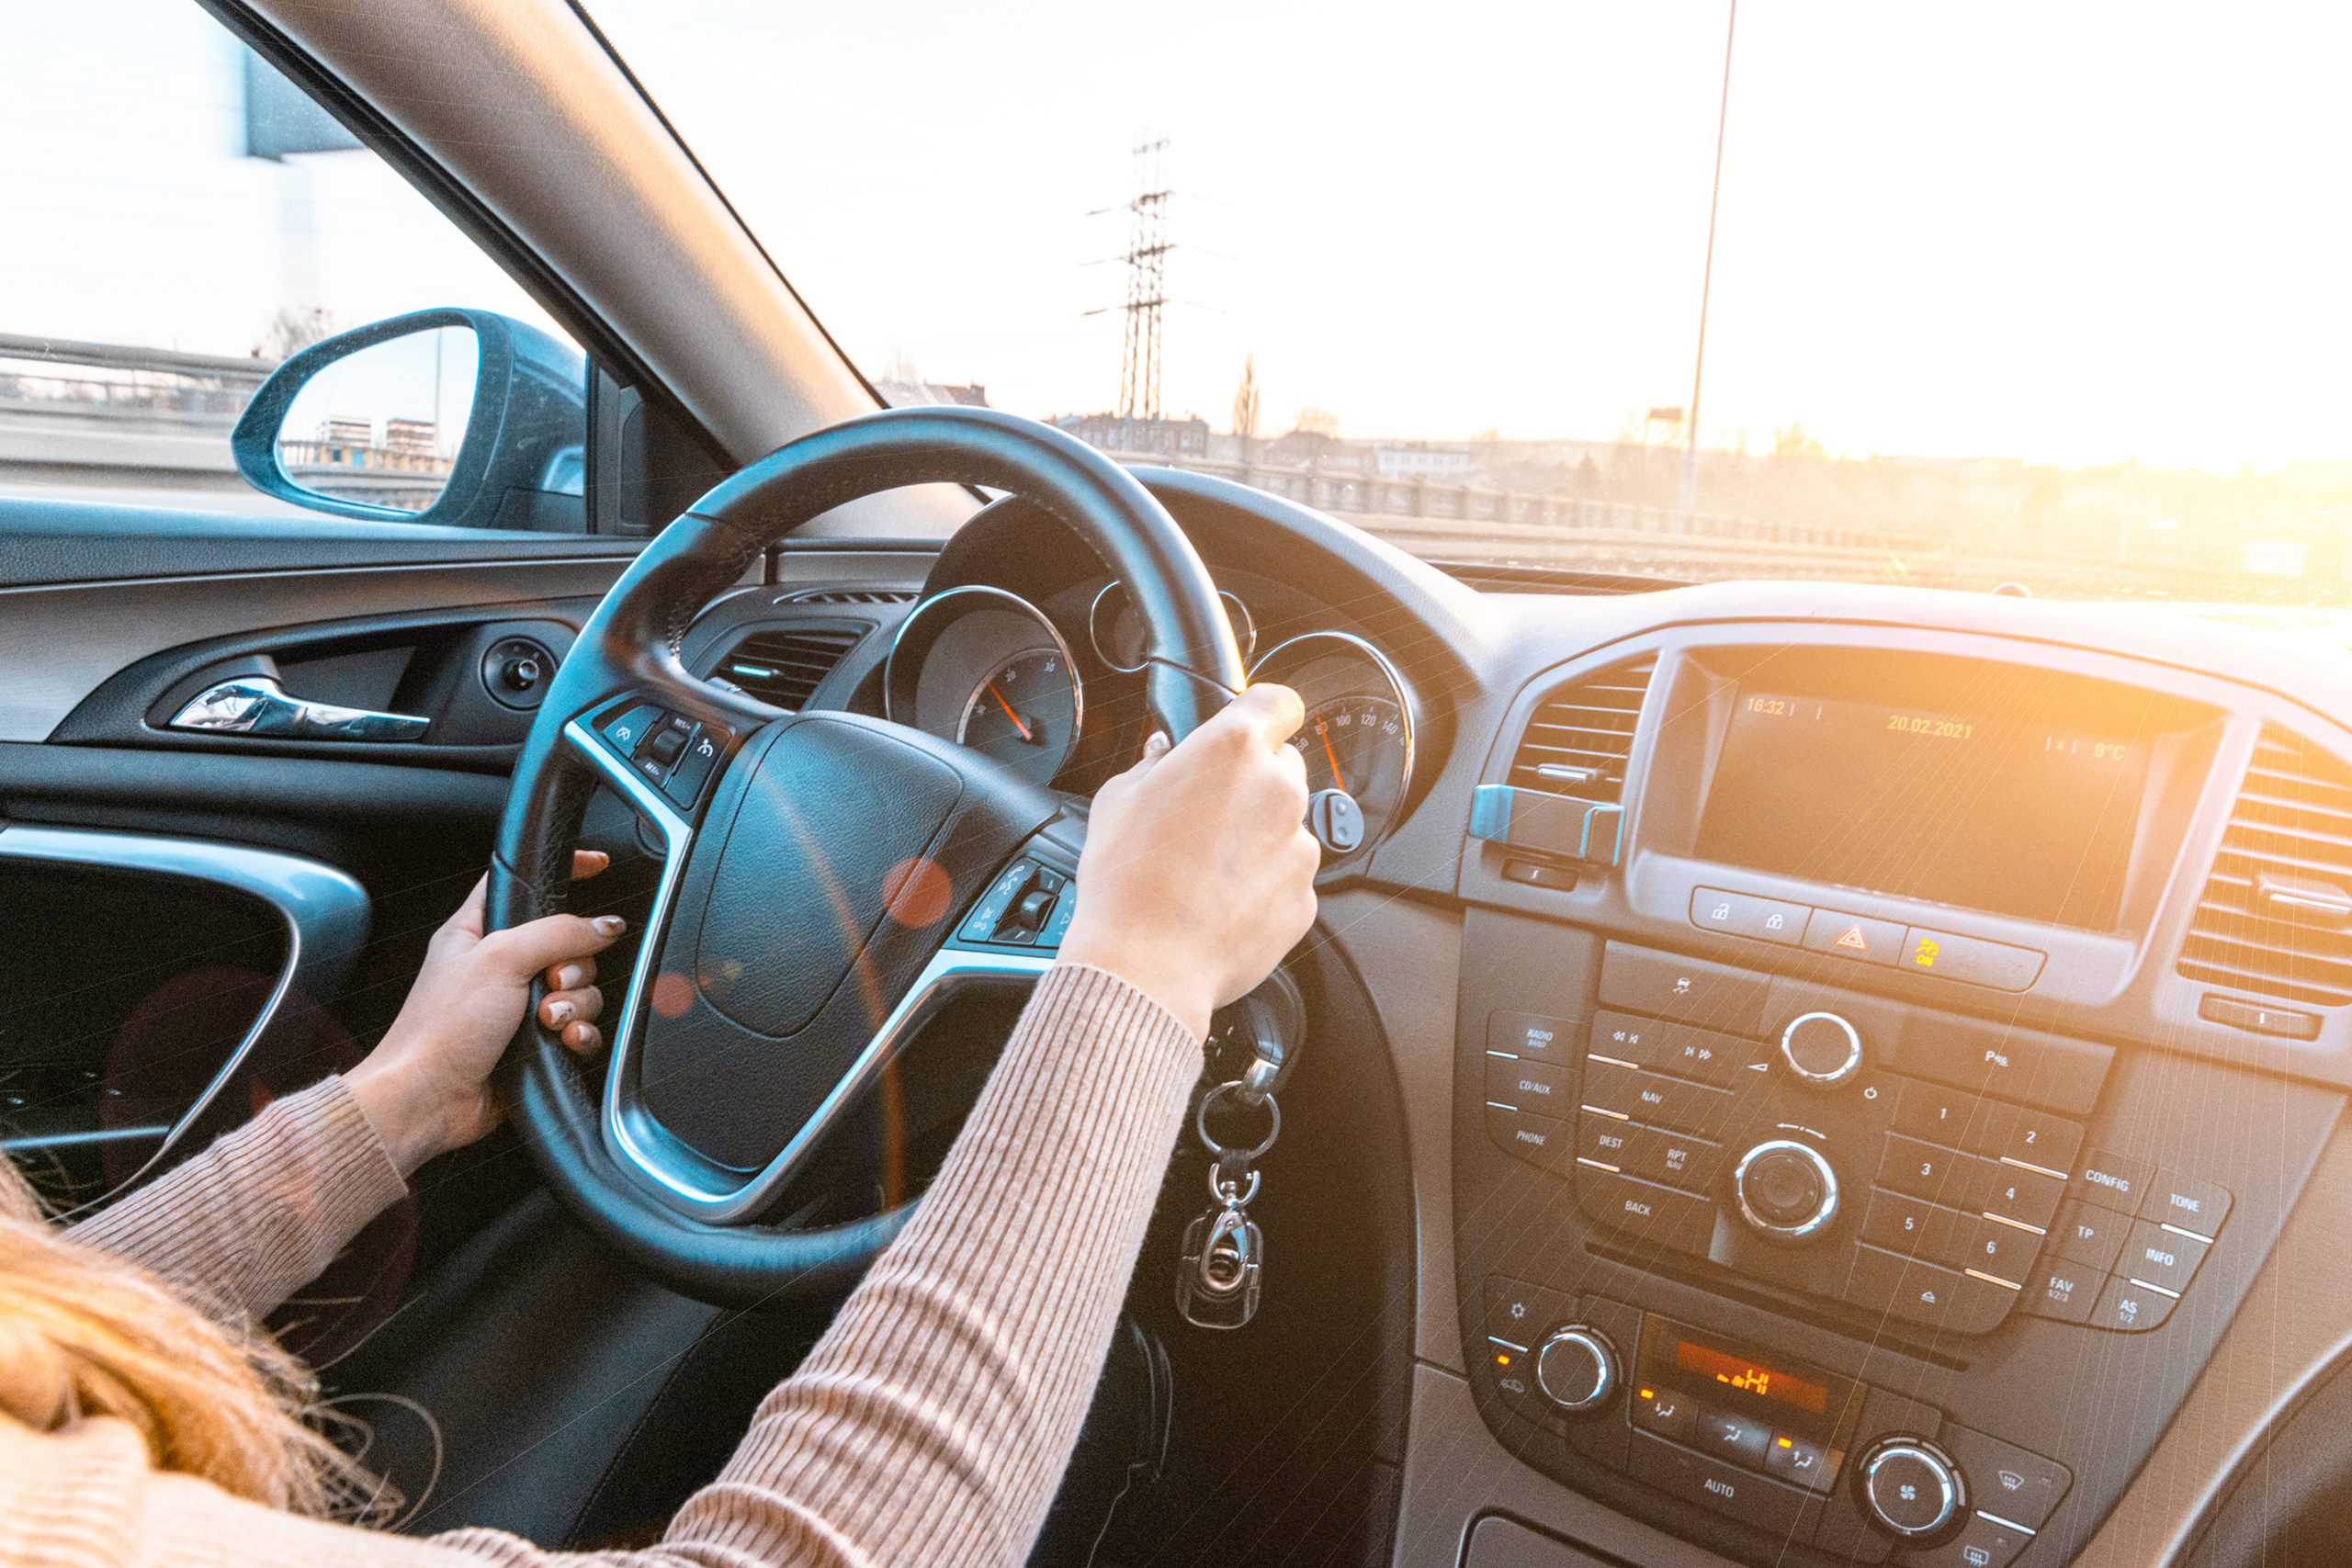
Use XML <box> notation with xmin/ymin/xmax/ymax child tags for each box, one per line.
<box><xmin>885</xmin><ymin>586</ymin><xmax>1083</xmax><ymax>787</ymax></box>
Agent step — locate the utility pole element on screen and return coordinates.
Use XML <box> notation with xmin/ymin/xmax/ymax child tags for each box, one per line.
<box><xmin>1679</xmin><ymin>1</ymin><xmax>1737</xmax><ymax>523</ymax></box>
<box><xmin>1092</xmin><ymin>133</ymin><xmax>1172</xmax><ymax>423</ymax></box>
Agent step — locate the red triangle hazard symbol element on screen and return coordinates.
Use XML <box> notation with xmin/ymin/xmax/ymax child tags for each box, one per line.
<box><xmin>1834</xmin><ymin>924</ymin><xmax>1871</xmax><ymax>952</ymax></box>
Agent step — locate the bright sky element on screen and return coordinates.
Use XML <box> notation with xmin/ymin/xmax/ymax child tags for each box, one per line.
<box><xmin>590</xmin><ymin>0</ymin><xmax>2352</xmax><ymax>469</ymax></box>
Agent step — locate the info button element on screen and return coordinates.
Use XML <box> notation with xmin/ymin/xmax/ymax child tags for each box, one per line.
<box><xmin>1690</xmin><ymin>886</ymin><xmax>1810</xmax><ymax>946</ymax></box>
<box><xmin>1803</xmin><ymin>908</ymin><xmax>1906</xmax><ymax>966</ymax></box>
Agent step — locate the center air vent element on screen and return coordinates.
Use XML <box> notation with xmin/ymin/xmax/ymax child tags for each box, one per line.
<box><xmin>2178</xmin><ymin>727</ymin><xmax>2352</xmax><ymax>1007</ymax></box>
<box><xmin>715</xmin><ymin>626</ymin><xmax>866</xmax><ymax>711</ymax></box>
<box><xmin>1506</xmin><ymin>654</ymin><xmax>1658</xmax><ymax>803</ymax></box>
<box><xmin>774</xmin><ymin>587</ymin><xmax>919</xmax><ymax>605</ymax></box>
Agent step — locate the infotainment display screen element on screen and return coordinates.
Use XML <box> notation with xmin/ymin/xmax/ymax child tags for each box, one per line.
<box><xmin>1693</xmin><ymin>679</ymin><xmax>2152</xmax><ymax>929</ymax></box>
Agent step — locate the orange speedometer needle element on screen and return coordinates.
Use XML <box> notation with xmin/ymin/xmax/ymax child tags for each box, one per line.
<box><xmin>987</xmin><ymin>682</ymin><xmax>1035</xmax><ymax>743</ymax></box>
<box><xmin>1317</xmin><ymin>721</ymin><xmax>1346</xmax><ymax>792</ymax></box>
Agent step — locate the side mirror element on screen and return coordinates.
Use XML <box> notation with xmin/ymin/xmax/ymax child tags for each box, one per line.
<box><xmin>232</xmin><ymin>308</ymin><xmax>588</xmax><ymax>530</ymax></box>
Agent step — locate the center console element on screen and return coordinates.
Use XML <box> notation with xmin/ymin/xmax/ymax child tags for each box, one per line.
<box><xmin>1451</xmin><ymin>632</ymin><xmax>2352</xmax><ymax>1567</ymax></box>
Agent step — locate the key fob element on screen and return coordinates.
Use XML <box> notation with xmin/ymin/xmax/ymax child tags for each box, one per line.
<box><xmin>1176</xmin><ymin>1205</ymin><xmax>1263</xmax><ymax>1330</ymax></box>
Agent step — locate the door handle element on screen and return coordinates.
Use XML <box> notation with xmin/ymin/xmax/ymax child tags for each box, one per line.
<box><xmin>169</xmin><ymin>675</ymin><xmax>429</xmax><ymax>741</ymax></box>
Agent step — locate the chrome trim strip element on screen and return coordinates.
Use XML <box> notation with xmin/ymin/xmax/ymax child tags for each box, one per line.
<box><xmin>2128</xmin><ymin>1276</ymin><xmax>2184</xmax><ymax>1300</ymax></box>
<box><xmin>0</xmin><ymin>825</ymin><xmax>369</xmax><ymax>1205</ymax></box>
<box><xmin>1964</xmin><ymin>1267</ymin><xmax>2024</xmax><ymax>1291</ymax></box>
<box><xmin>1585</xmin><ymin>1052</ymin><xmax>1639</xmax><ymax>1070</ymax></box>
<box><xmin>1575</xmin><ymin>1156</ymin><xmax>1622</xmax><ymax>1174</ymax></box>
<box><xmin>1977</xmin><ymin>1511</ymin><xmax>2036</xmax><ymax>1537</ymax></box>
<box><xmin>2162</xmin><ymin>1219</ymin><xmax>2218</xmax><ymax>1244</ymax></box>
<box><xmin>1580</xmin><ymin>1103</ymin><xmax>1630</xmax><ymax>1122</ymax></box>
<box><xmin>1983</xmin><ymin>1211</ymin><xmax>2048</xmax><ymax>1235</ymax></box>
<box><xmin>2000</xmin><ymin>1154</ymin><xmax>2072</xmax><ymax>1180</ymax></box>
<box><xmin>566</xmin><ymin>718</ymin><xmax>1056</xmax><ymax>1223</ymax></box>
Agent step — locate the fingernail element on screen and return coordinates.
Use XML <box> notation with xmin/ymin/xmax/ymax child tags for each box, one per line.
<box><xmin>595</xmin><ymin>916</ymin><xmax>627</xmax><ymax>936</ymax></box>
<box><xmin>544</xmin><ymin>999</ymin><xmax>575</xmax><ymax>1026</ymax></box>
<box><xmin>553</xmin><ymin>964</ymin><xmax>582</xmax><ymax>989</ymax></box>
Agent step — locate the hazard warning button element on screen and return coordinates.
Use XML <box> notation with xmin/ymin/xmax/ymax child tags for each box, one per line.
<box><xmin>1801</xmin><ymin>908</ymin><xmax>1907</xmax><ymax>967</ymax></box>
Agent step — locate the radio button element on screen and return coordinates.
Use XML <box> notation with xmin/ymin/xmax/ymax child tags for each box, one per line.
<box><xmin>1846</xmin><ymin>1244</ymin><xmax>2017</xmax><ymax>1334</ymax></box>
<box><xmin>1940</xmin><ymin>1425</ymin><xmax>2072</xmax><ymax>1531</ymax></box>
<box><xmin>1598</xmin><ymin>944</ymin><xmax>1771</xmax><ymax>1033</ymax></box>
<box><xmin>2022</xmin><ymin>1264</ymin><xmax>2098</xmax><ymax>1323</ymax></box>
<box><xmin>2048</xmin><ymin>1200</ymin><xmax>2129</xmax><ymax>1271</ymax></box>
<box><xmin>1486</xmin><ymin>1051</ymin><xmax>1573</xmax><ymax>1114</ymax></box>
<box><xmin>1633</xmin><ymin>1431</ymin><xmax>1810</xmax><ymax>1537</ymax></box>
<box><xmin>1803</xmin><ymin>908</ymin><xmax>1906</xmax><ymax>965</ymax></box>
<box><xmin>1589</xmin><ymin>1009</ymin><xmax>1764</xmax><ymax>1087</ymax></box>
<box><xmin>1965</xmin><ymin>1159</ymin><xmax>2065</xmax><ymax>1232</ymax></box>
<box><xmin>2089</xmin><ymin>1275</ymin><xmax>2176</xmax><ymax>1333</ymax></box>
<box><xmin>1577</xmin><ymin>1168</ymin><xmax>1718</xmax><ymax>1254</ymax></box>
<box><xmin>1489</xmin><ymin>1009</ymin><xmax>1576</xmax><ymax>1060</ymax></box>
<box><xmin>2120</xmin><ymin>1217</ymin><xmax>2211</xmax><ymax>1294</ymax></box>
<box><xmin>1487</xmin><ymin>1106</ymin><xmax>1571</xmax><ymax>1173</ymax></box>
<box><xmin>1690</xmin><ymin>886</ymin><xmax>1810</xmax><ymax>945</ymax></box>
<box><xmin>2073</xmin><ymin>1147</ymin><xmax>2156</xmax><ymax>1213</ymax></box>
<box><xmin>1632</xmin><ymin>1383</ymin><xmax>1695</xmax><ymax>1442</ymax></box>
<box><xmin>1580</xmin><ymin>1059</ymin><xmax>1736</xmax><ymax>1139</ymax></box>
<box><xmin>2141</xmin><ymin>1169</ymin><xmax>2233</xmax><ymax>1239</ymax></box>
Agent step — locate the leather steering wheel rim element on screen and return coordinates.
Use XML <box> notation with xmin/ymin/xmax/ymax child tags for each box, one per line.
<box><xmin>485</xmin><ymin>406</ymin><xmax>1244</xmax><ymax>1305</ymax></box>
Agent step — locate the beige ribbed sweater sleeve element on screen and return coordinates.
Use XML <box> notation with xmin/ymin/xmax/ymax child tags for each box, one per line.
<box><xmin>2</xmin><ymin>961</ymin><xmax>1204</xmax><ymax>1568</ymax></box>
<box><xmin>67</xmin><ymin>1077</ymin><xmax>410</xmax><ymax>1325</ymax></box>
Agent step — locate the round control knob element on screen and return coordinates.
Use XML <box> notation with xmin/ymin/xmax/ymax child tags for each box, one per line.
<box><xmin>1733</xmin><ymin>1138</ymin><xmax>1840</xmax><ymax>1241</ymax></box>
<box><xmin>1858</xmin><ymin>1438</ymin><xmax>1965</xmax><ymax>1540</ymax></box>
<box><xmin>499</xmin><ymin>654</ymin><xmax>544</xmax><ymax>692</ymax></box>
<box><xmin>1534</xmin><ymin>1325</ymin><xmax>1618</xmax><ymax>1415</ymax></box>
<box><xmin>1779</xmin><ymin>1010</ymin><xmax>1864</xmax><ymax>1087</ymax></box>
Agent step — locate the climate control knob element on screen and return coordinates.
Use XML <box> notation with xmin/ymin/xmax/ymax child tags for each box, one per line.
<box><xmin>1534</xmin><ymin>1325</ymin><xmax>1619</xmax><ymax>1415</ymax></box>
<box><xmin>1733</xmin><ymin>1139</ymin><xmax>1840</xmax><ymax>1241</ymax></box>
<box><xmin>1779</xmin><ymin>1010</ymin><xmax>1864</xmax><ymax>1087</ymax></box>
<box><xmin>1857</xmin><ymin>1437</ymin><xmax>1965</xmax><ymax>1540</ymax></box>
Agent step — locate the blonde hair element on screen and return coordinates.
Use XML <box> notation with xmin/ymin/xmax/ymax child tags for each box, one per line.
<box><xmin>0</xmin><ymin>1158</ymin><xmax>382</xmax><ymax>1517</ymax></box>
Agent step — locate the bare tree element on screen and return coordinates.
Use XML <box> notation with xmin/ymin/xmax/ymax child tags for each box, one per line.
<box><xmin>1231</xmin><ymin>354</ymin><xmax>1261</xmax><ymax>441</ymax></box>
<box><xmin>259</xmin><ymin>304</ymin><xmax>339</xmax><ymax>360</ymax></box>
<box><xmin>1772</xmin><ymin>421</ymin><xmax>1825</xmax><ymax>458</ymax></box>
<box><xmin>1295</xmin><ymin>405</ymin><xmax>1340</xmax><ymax>438</ymax></box>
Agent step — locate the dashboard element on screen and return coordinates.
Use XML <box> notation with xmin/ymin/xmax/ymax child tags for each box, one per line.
<box><xmin>673</xmin><ymin>468</ymin><xmax>2352</xmax><ymax>1568</ymax></box>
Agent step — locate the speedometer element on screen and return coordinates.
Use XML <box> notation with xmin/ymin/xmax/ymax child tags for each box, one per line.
<box><xmin>1249</xmin><ymin>631</ymin><xmax>1417</xmax><ymax>854</ymax></box>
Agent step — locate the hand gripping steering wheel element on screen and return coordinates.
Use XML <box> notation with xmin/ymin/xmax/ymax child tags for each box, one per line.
<box><xmin>485</xmin><ymin>408</ymin><xmax>1244</xmax><ymax>1305</ymax></box>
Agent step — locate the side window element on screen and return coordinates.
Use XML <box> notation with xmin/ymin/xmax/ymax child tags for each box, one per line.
<box><xmin>0</xmin><ymin>2</ymin><xmax>592</xmax><ymax>531</ymax></box>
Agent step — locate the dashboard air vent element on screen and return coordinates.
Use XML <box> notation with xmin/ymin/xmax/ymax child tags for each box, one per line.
<box><xmin>775</xmin><ymin>587</ymin><xmax>919</xmax><ymax>605</ymax></box>
<box><xmin>1506</xmin><ymin>655</ymin><xmax>1658</xmax><ymax>804</ymax></box>
<box><xmin>2177</xmin><ymin>728</ymin><xmax>2352</xmax><ymax>1007</ymax></box>
<box><xmin>716</xmin><ymin>626</ymin><xmax>866</xmax><ymax>711</ymax></box>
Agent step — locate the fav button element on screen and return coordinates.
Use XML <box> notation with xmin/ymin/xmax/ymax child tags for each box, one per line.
<box><xmin>2022</xmin><ymin>1263</ymin><xmax>2098</xmax><ymax>1323</ymax></box>
<box><xmin>1690</xmin><ymin>886</ymin><xmax>1811</xmax><ymax>945</ymax></box>
<box><xmin>1802</xmin><ymin>908</ymin><xmax>1906</xmax><ymax>965</ymax></box>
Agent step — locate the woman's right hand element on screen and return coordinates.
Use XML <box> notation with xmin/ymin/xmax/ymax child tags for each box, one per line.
<box><xmin>1058</xmin><ymin>682</ymin><xmax>1322</xmax><ymax>1038</ymax></box>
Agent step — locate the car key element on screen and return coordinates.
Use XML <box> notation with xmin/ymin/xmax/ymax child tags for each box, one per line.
<box><xmin>1176</xmin><ymin>1082</ymin><xmax>1280</xmax><ymax>1330</ymax></box>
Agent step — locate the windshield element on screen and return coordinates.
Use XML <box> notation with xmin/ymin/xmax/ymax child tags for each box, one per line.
<box><xmin>592</xmin><ymin>3</ymin><xmax>2352</xmax><ymax>605</ymax></box>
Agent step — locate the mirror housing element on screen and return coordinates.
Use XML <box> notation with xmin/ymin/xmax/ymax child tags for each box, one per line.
<box><xmin>232</xmin><ymin>308</ymin><xmax>587</xmax><ymax>530</ymax></box>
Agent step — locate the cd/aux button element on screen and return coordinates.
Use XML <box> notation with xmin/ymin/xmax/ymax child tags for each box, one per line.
<box><xmin>1485</xmin><ymin>1051</ymin><xmax>1573</xmax><ymax>1114</ymax></box>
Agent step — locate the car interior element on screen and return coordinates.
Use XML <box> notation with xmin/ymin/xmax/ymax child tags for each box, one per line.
<box><xmin>7</xmin><ymin>4</ymin><xmax>2352</xmax><ymax>1567</ymax></box>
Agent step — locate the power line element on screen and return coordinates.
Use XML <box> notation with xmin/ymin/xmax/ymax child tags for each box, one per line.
<box><xmin>1085</xmin><ymin>133</ymin><xmax>1173</xmax><ymax>422</ymax></box>
<box><xmin>1679</xmin><ymin>0</ymin><xmax>1738</xmax><ymax>522</ymax></box>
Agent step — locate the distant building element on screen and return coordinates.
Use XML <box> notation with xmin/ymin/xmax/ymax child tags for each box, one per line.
<box><xmin>384</xmin><ymin>416</ymin><xmax>438</xmax><ymax>455</ymax></box>
<box><xmin>874</xmin><ymin>379</ymin><xmax>989</xmax><ymax>409</ymax></box>
<box><xmin>1374</xmin><ymin>444</ymin><xmax>1474</xmax><ymax>479</ymax></box>
<box><xmin>1260</xmin><ymin>428</ymin><xmax>1352</xmax><ymax>468</ymax></box>
<box><xmin>316</xmin><ymin>415</ymin><xmax>370</xmax><ymax>448</ymax></box>
<box><xmin>1056</xmin><ymin>412</ymin><xmax>1210</xmax><ymax>458</ymax></box>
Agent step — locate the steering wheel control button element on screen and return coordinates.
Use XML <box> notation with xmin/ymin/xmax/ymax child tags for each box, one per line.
<box><xmin>1802</xmin><ymin>908</ymin><xmax>1905</xmax><ymax>965</ymax></box>
<box><xmin>1734</xmin><ymin>1139</ymin><xmax>1839</xmax><ymax>1241</ymax></box>
<box><xmin>1690</xmin><ymin>886</ymin><xmax>1809</xmax><ymax>945</ymax></box>
<box><xmin>660</xmin><ymin>725</ymin><xmax>728</xmax><ymax>809</ymax></box>
<box><xmin>1779</xmin><ymin>1010</ymin><xmax>1864</xmax><ymax>1087</ymax></box>
<box><xmin>1598</xmin><ymin>942</ymin><xmax>1772</xmax><ymax>1033</ymax></box>
<box><xmin>1859</xmin><ymin>1438</ymin><xmax>1964</xmax><ymax>1540</ymax></box>
<box><xmin>1940</xmin><ymin>1425</ymin><xmax>2072</xmax><ymax>1531</ymax></box>
<box><xmin>600</xmin><ymin>702</ymin><xmax>662</xmax><ymax>754</ymax></box>
<box><xmin>1590</xmin><ymin>1009</ymin><xmax>1765</xmax><ymax>1088</ymax></box>
<box><xmin>1534</xmin><ymin>1325</ymin><xmax>1618</xmax><ymax>1414</ymax></box>
<box><xmin>1632</xmin><ymin>1431</ymin><xmax>1809</xmax><ymax>1536</ymax></box>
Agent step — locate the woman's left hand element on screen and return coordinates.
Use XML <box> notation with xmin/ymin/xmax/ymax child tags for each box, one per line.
<box><xmin>346</xmin><ymin>852</ymin><xmax>627</xmax><ymax>1175</ymax></box>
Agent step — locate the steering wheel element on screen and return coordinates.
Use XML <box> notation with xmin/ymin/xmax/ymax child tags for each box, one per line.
<box><xmin>485</xmin><ymin>407</ymin><xmax>1245</xmax><ymax>1305</ymax></box>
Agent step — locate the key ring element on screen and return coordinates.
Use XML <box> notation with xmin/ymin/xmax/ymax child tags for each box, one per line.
<box><xmin>1195</xmin><ymin>1079</ymin><xmax>1281</xmax><ymax>1164</ymax></box>
<box><xmin>1208</xmin><ymin>1163</ymin><xmax>1261</xmax><ymax>1208</ymax></box>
